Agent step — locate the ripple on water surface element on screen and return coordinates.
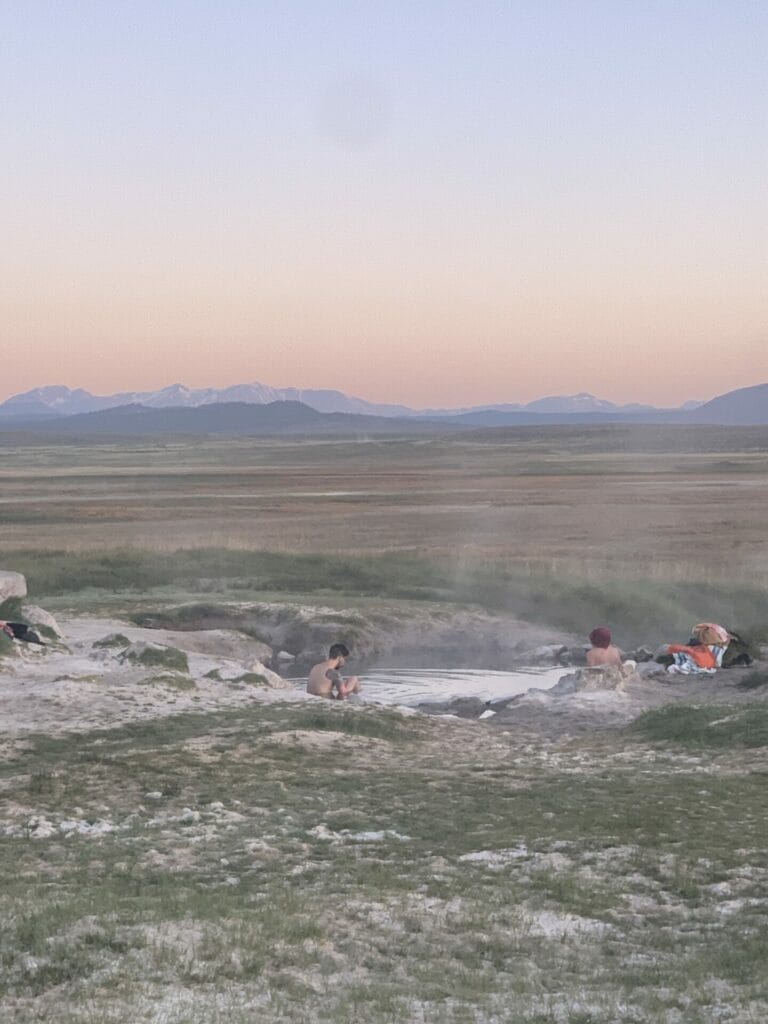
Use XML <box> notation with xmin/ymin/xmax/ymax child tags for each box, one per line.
<box><xmin>293</xmin><ymin>668</ymin><xmax>568</xmax><ymax>707</ymax></box>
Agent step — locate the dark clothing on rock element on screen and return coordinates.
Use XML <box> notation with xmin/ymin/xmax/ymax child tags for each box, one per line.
<box><xmin>1</xmin><ymin>621</ymin><xmax>43</xmax><ymax>644</ymax></box>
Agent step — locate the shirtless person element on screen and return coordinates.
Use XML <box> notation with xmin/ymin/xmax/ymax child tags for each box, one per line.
<box><xmin>586</xmin><ymin>627</ymin><xmax>623</xmax><ymax>667</ymax></box>
<box><xmin>307</xmin><ymin>643</ymin><xmax>361</xmax><ymax>699</ymax></box>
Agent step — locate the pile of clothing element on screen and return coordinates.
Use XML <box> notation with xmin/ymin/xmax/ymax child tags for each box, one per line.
<box><xmin>665</xmin><ymin>622</ymin><xmax>730</xmax><ymax>676</ymax></box>
<box><xmin>0</xmin><ymin>620</ymin><xmax>44</xmax><ymax>645</ymax></box>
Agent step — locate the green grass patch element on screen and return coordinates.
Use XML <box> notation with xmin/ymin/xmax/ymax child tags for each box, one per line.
<box><xmin>630</xmin><ymin>703</ymin><xmax>768</xmax><ymax>749</ymax></box>
<box><xmin>1</xmin><ymin>703</ymin><xmax>768</xmax><ymax>1020</ymax></box>
<box><xmin>0</xmin><ymin>630</ymin><xmax>16</xmax><ymax>657</ymax></box>
<box><xmin>737</xmin><ymin>668</ymin><xmax>768</xmax><ymax>690</ymax></box>
<box><xmin>92</xmin><ymin>632</ymin><xmax>131</xmax><ymax>649</ymax></box>
<box><xmin>120</xmin><ymin>642</ymin><xmax>189</xmax><ymax>673</ymax></box>
<box><xmin>0</xmin><ymin>596</ymin><xmax>25</xmax><ymax>620</ymax></box>
<box><xmin>230</xmin><ymin>672</ymin><xmax>269</xmax><ymax>686</ymax></box>
<box><xmin>145</xmin><ymin>673</ymin><xmax>197</xmax><ymax>691</ymax></box>
<box><xmin>273</xmin><ymin>705</ymin><xmax>426</xmax><ymax>743</ymax></box>
<box><xmin>5</xmin><ymin>546</ymin><xmax>768</xmax><ymax>645</ymax></box>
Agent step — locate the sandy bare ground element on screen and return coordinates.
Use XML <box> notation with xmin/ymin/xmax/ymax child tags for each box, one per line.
<box><xmin>3</xmin><ymin>610</ymin><xmax>766</xmax><ymax>744</ymax></box>
<box><xmin>0</xmin><ymin>616</ymin><xmax>311</xmax><ymax>738</ymax></box>
<box><xmin>423</xmin><ymin>660</ymin><xmax>768</xmax><ymax>741</ymax></box>
<box><xmin>1</xmin><ymin>675</ymin><xmax>767</xmax><ymax>1023</ymax></box>
<box><xmin>2</xmin><ymin>615</ymin><xmax>768</xmax><ymax>1022</ymax></box>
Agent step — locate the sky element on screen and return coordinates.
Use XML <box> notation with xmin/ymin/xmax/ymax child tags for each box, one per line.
<box><xmin>2</xmin><ymin>0</ymin><xmax>767</xmax><ymax>408</ymax></box>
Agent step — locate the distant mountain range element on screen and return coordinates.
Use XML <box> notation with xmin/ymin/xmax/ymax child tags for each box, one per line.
<box><xmin>0</xmin><ymin>381</ymin><xmax>766</xmax><ymax>433</ymax></box>
<box><xmin>0</xmin><ymin>382</ymin><xmax>702</xmax><ymax>420</ymax></box>
<box><xmin>0</xmin><ymin>382</ymin><xmax>416</xmax><ymax>419</ymax></box>
<box><xmin>0</xmin><ymin>401</ymin><xmax>452</xmax><ymax>437</ymax></box>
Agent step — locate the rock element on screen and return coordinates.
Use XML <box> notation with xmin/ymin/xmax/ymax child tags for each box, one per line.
<box><xmin>22</xmin><ymin>605</ymin><xmax>63</xmax><ymax>638</ymax></box>
<box><xmin>276</xmin><ymin>650</ymin><xmax>295</xmax><ymax>663</ymax></box>
<box><xmin>628</xmin><ymin>646</ymin><xmax>655</xmax><ymax>663</ymax></box>
<box><xmin>547</xmin><ymin>672</ymin><xmax>580</xmax><ymax>696</ymax></box>
<box><xmin>157</xmin><ymin>629</ymin><xmax>272</xmax><ymax>665</ymax></box>
<box><xmin>126</xmin><ymin>600</ymin><xmax>582</xmax><ymax>674</ymax></box>
<box><xmin>558</xmin><ymin>645</ymin><xmax>588</xmax><ymax>667</ymax></box>
<box><xmin>541</xmin><ymin>664</ymin><xmax>642</xmax><ymax>697</ymax></box>
<box><xmin>417</xmin><ymin>696</ymin><xmax>487</xmax><ymax>719</ymax></box>
<box><xmin>509</xmin><ymin>688</ymin><xmax>554</xmax><ymax>705</ymax></box>
<box><xmin>521</xmin><ymin>644</ymin><xmax>568</xmax><ymax>666</ymax></box>
<box><xmin>27</xmin><ymin>815</ymin><xmax>56</xmax><ymax>839</ymax></box>
<box><xmin>0</xmin><ymin>571</ymin><xmax>27</xmax><ymax>603</ymax></box>
<box><xmin>579</xmin><ymin>665</ymin><xmax>640</xmax><ymax>692</ymax></box>
<box><xmin>577</xmin><ymin>666</ymin><xmax>631</xmax><ymax>692</ymax></box>
<box><xmin>244</xmin><ymin>660</ymin><xmax>291</xmax><ymax>689</ymax></box>
<box><xmin>119</xmin><ymin>642</ymin><xmax>189</xmax><ymax>673</ymax></box>
<box><xmin>654</xmin><ymin>645</ymin><xmax>674</xmax><ymax>666</ymax></box>
<box><xmin>636</xmin><ymin>661</ymin><xmax>666</xmax><ymax>678</ymax></box>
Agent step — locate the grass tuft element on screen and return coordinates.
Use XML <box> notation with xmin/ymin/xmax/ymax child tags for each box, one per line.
<box><xmin>120</xmin><ymin>643</ymin><xmax>189</xmax><ymax>673</ymax></box>
<box><xmin>93</xmin><ymin>632</ymin><xmax>131</xmax><ymax>649</ymax></box>
<box><xmin>0</xmin><ymin>596</ymin><xmax>25</xmax><ymax>620</ymax></box>
<box><xmin>630</xmin><ymin>703</ymin><xmax>768</xmax><ymax>749</ymax></box>
<box><xmin>145</xmin><ymin>673</ymin><xmax>197</xmax><ymax>691</ymax></box>
<box><xmin>1</xmin><ymin>701</ymin><xmax>767</xmax><ymax>1020</ymax></box>
<box><xmin>230</xmin><ymin>672</ymin><xmax>269</xmax><ymax>686</ymax></box>
<box><xmin>277</xmin><ymin>705</ymin><xmax>425</xmax><ymax>742</ymax></box>
<box><xmin>0</xmin><ymin>630</ymin><xmax>15</xmax><ymax>657</ymax></box>
<box><xmin>736</xmin><ymin>668</ymin><xmax>768</xmax><ymax>691</ymax></box>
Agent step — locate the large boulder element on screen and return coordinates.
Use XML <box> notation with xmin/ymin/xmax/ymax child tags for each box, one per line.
<box><xmin>0</xmin><ymin>571</ymin><xmax>27</xmax><ymax>603</ymax></box>
<box><xmin>517</xmin><ymin>643</ymin><xmax>568</xmax><ymax>666</ymax></box>
<box><xmin>158</xmin><ymin>629</ymin><xmax>272</xmax><ymax>665</ymax></box>
<box><xmin>627</xmin><ymin>646</ymin><xmax>655</xmax><ymax>663</ymax></box>
<box><xmin>557</xmin><ymin>645</ymin><xmax>589</xmax><ymax>667</ymax></box>
<box><xmin>22</xmin><ymin>604</ymin><xmax>63</xmax><ymax>638</ymax></box>
<box><xmin>549</xmin><ymin>664</ymin><xmax>639</xmax><ymax>695</ymax></box>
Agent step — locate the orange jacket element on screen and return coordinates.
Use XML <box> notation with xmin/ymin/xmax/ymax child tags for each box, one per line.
<box><xmin>667</xmin><ymin>644</ymin><xmax>718</xmax><ymax>669</ymax></box>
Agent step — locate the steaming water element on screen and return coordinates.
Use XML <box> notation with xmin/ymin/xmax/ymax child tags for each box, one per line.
<box><xmin>294</xmin><ymin>667</ymin><xmax>568</xmax><ymax>707</ymax></box>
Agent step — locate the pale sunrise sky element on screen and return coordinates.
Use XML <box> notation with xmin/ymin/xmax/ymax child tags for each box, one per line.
<box><xmin>2</xmin><ymin>1</ymin><xmax>767</xmax><ymax>408</ymax></box>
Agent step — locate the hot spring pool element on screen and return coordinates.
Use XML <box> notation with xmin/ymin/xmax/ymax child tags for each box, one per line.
<box><xmin>292</xmin><ymin>667</ymin><xmax>569</xmax><ymax>707</ymax></box>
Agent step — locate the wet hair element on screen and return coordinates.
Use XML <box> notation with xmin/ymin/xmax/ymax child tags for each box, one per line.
<box><xmin>589</xmin><ymin>627</ymin><xmax>612</xmax><ymax>649</ymax></box>
<box><xmin>329</xmin><ymin>643</ymin><xmax>350</xmax><ymax>660</ymax></box>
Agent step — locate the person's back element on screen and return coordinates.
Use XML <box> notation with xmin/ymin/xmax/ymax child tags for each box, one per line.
<box><xmin>307</xmin><ymin>643</ymin><xmax>361</xmax><ymax>699</ymax></box>
<box><xmin>586</xmin><ymin>626</ymin><xmax>622</xmax><ymax>668</ymax></box>
<box><xmin>307</xmin><ymin>658</ymin><xmax>338</xmax><ymax>698</ymax></box>
<box><xmin>586</xmin><ymin>645</ymin><xmax>622</xmax><ymax>667</ymax></box>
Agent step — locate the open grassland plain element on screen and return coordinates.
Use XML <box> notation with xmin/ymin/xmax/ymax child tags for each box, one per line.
<box><xmin>2</xmin><ymin>427</ymin><xmax>768</xmax><ymax>1022</ymax></box>
<box><xmin>1</xmin><ymin>425</ymin><xmax>768</xmax><ymax>644</ymax></box>
<box><xmin>2</xmin><ymin>701</ymin><xmax>768</xmax><ymax>1023</ymax></box>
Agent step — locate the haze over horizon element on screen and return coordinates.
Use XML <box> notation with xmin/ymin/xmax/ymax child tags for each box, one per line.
<box><xmin>0</xmin><ymin>377</ymin><xmax>736</xmax><ymax>412</ymax></box>
<box><xmin>2</xmin><ymin>2</ymin><xmax>767</xmax><ymax>408</ymax></box>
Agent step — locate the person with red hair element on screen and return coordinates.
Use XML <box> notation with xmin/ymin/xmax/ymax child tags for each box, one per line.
<box><xmin>586</xmin><ymin>626</ymin><xmax>623</xmax><ymax>667</ymax></box>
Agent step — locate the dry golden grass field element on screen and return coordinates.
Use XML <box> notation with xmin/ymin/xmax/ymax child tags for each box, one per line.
<box><xmin>1</xmin><ymin>425</ymin><xmax>767</xmax><ymax>587</ymax></box>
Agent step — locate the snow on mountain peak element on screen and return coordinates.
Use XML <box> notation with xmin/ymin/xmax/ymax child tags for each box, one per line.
<box><xmin>524</xmin><ymin>393</ymin><xmax>618</xmax><ymax>414</ymax></box>
<box><xmin>0</xmin><ymin>381</ymin><xmax>704</xmax><ymax>420</ymax></box>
